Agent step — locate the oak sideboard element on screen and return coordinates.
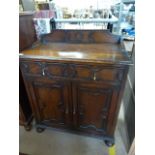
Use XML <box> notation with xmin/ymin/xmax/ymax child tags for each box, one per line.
<box><xmin>19</xmin><ymin>29</ymin><xmax>131</xmax><ymax>146</ymax></box>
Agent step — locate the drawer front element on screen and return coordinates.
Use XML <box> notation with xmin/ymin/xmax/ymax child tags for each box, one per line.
<box><xmin>20</xmin><ymin>61</ymin><xmax>43</xmax><ymax>76</ymax></box>
<box><xmin>20</xmin><ymin>61</ymin><xmax>68</xmax><ymax>78</ymax></box>
<box><xmin>72</xmin><ymin>64</ymin><xmax>124</xmax><ymax>83</ymax></box>
<box><xmin>44</xmin><ymin>62</ymin><xmax>68</xmax><ymax>78</ymax></box>
<box><xmin>20</xmin><ymin>61</ymin><xmax>125</xmax><ymax>83</ymax></box>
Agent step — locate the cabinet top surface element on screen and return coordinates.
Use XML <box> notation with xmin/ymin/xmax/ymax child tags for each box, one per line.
<box><xmin>19</xmin><ymin>30</ymin><xmax>131</xmax><ymax>65</ymax></box>
<box><xmin>20</xmin><ymin>42</ymin><xmax>131</xmax><ymax>65</ymax></box>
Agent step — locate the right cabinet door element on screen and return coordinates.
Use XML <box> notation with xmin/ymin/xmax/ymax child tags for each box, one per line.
<box><xmin>72</xmin><ymin>82</ymin><xmax>120</xmax><ymax>136</ymax></box>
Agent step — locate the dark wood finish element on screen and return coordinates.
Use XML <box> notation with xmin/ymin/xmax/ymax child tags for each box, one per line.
<box><xmin>73</xmin><ymin>82</ymin><xmax>119</xmax><ymax>136</ymax></box>
<box><xmin>19</xmin><ymin>69</ymin><xmax>33</xmax><ymax>131</ymax></box>
<box><xmin>19</xmin><ymin>13</ymin><xmax>36</xmax><ymax>130</ymax></box>
<box><xmin>19</xmin><ymin>43</ymin><xmax>130</xmax><ymax>65</ymax></box>
<box><xmin>26</xmin><ymin>78</ymin><xmax>71</xmax><ymax>129</ymax></box>
<box><xmin>41</xmin><ymin>29</ymin><xmax>120</xmax><ymax>44</ymax></box>
<box><xmin>19</xmin><ymin>12</ymin><xmax>37</xmax><ymax>52</ymax></box>
<box><xmin>19</xmin><ymin>30</ymin><xmax>131</xmax><ymax>145</ymax></box>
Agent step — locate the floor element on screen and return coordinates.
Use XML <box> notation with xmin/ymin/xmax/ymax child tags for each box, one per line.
<box><xmin>19</xmin><ymin>111</ymin><xmax>127</xmax><ymax>155</ymax></box>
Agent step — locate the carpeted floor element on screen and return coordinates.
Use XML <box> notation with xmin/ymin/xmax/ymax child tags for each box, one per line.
<box><xmin>19</xmin><ymin>122</ymin><xmax>127</xmax><ymax>155</ymax></box>
<box><xmin>19</xmin><ymin>153</ymin><xmax>29</xmax><ymax>155</ymax></box>
<box><xmin>19</xmin><ymin>103</ymin><xmax>127</xmax><ymax>155</ymax></box>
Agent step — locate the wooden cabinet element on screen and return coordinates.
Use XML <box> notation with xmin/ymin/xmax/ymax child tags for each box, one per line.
<box><xmin>19</xmin><ymin>69</ymin><xmax>33</xmax><ymax>131</ymax></box>
<box><xmin>19</xmin><ymin>12</ymin><xmax>36</xmax><ymax>130</ymax></box>
<box><xmin>19</xmin><ymin>30</ymin><xmax>131</xmax><ymax>146</ymax></box>
<box><xmin>26</xmin><ymin>78</ymin><xmax>71</xmax><ymax>130</ymax></box>
<box><xmin>73</xmin><ymin>82</ymin><xmax>119</xmax><ymax>136</ymax></box>
<box><xmin>19</xmin><ymin>103</ymin><xmax>32</xmax><ymax>131</ymax></box>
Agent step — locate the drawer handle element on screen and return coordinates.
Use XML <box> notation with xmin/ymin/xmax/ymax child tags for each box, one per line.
<box><xmin>93</xmin><ymin>73</ymin><xmax>96</xmax><ymax>81</ymax></box>
<box><xmin>42</xmin><ymin>68</ymin><xmax>45</xmax><ymax>76</ymax></box>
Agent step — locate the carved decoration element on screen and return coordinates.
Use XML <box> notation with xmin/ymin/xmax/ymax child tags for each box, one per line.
<box><xmin>45</xmin><ymin>63</ymin><xmax>68</xmax><ymax>78</ymax></box>
<box><xmin>20</xmin><ymin>62</ymin><xmax>29</xmax><ymax>73</ymax></box>
<box><xmin>41</xmin><ymin>119</ymin><xmax>65</xmax><ymax>126</ymax></box>
<box><xmin>20</xmin><ymin>61</ymin><xmax>123</xmax><ymax>86</ymax></box>
<box><xmin>70</xmin><ymin>64</ymin><xmax>93</xmax><ymax>80</ymax></box>
<box><xmin>41</xmin><ymin>29</ymin><xmax>121</xmax><ymax>44</ymax></box>
<box><xmin>78</xmin><ymin>87</ymin><xmax>113</xmax><ymax>131</ymax></box>
<box><xmin>80</xmin><ymin>124</ymin><xmax>106</xmax><ymax>133</ymax></box>
<box><xmin>32</xmin><ymin>81</ymin><xmax>66</xmax><ymax>125</ymax></box>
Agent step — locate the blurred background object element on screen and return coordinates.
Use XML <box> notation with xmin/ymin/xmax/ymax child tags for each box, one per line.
<box><xmin>19</xmin><ymin>0</ymin><xmax>135</xmax><ymax>35</ymax></box>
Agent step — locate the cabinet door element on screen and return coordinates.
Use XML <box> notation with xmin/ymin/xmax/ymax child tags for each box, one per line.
<box><xmin>72</xmin><ymin>82</ymin><xmax>119</xmax><ymax>136</ymax></box>
<box><xmin>27</xmin><ymin>78</ymin><xmax>71</xmax><ymax>128</ymax></box>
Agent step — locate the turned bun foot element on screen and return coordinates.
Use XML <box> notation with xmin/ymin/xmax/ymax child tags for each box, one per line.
<box><xmin>24</xmin><ymin>124</ymin><xmax>32</xmax><ymax>131</ymax></box>
<box><xmin>36</xmin><ymin>127</ymin><xmax>45</xmax><ymax>133</ymax></box>
<box><xmin>104</xmin><ymin>139</ymin><xmax>114</xmax><ymax>147</ymax></box>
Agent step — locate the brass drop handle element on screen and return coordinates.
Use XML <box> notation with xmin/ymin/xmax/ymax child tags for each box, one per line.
<box><xmin>93</xmin><ymin>72</ymin><xmax>96</xmax><ymax>80</ymax></box>
<box><xmin>42</xmin><ymin>68</ymin><xmax>45</xmax><ymax>76</ymax></box>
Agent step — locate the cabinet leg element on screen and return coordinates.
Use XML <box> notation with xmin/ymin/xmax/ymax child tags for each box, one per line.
<box><xmin>24</xmin><ymin>124</ymin><xmax>32</xmax><ymax>131</ymax></box>
<box><xmin>36</xmin><ymin>127</ymin><xmax>45</xmax><ymax>133</ymax></box>
<box><xmin>104</xmin><ymin>137</ymin><xmax>115</xmax><ymax>147</ymax></box>
<box><xmin>104</xmin><ymin>140</ymin><xmax>114</xmax><ymax>147</ymax></box>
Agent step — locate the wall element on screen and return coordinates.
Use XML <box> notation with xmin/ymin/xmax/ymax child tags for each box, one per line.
<box><xmin>22</xmin><ymin>0</ymin><xmax>35</xmax><ymax>11</ymax></box>
<box><xmin>122</xmin><ymin>45</ymin><xmax>135</xmax><ymax>151</ymax></box>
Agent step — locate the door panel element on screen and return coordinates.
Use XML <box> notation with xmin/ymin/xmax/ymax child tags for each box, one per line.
<box><xmin>73</xmin><ymin>82</ymin><xmax>118</xmax><ymax>135</ymax></box>
<box><xmin>28</xmin><ymin>79</ymin><xmax>71</xmax><ymax>128</ymax></box>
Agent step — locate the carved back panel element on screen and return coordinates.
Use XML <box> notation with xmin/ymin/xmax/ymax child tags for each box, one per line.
<box><xmin>41</xmin><ymin>30</ymin><xmax>121</xmax><ymax>44</ymax></box>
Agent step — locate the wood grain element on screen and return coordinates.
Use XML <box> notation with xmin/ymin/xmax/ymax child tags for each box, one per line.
<box><xmin>19</xmin><ymin>30</ymin><xmax>131</xmax><ymax>145</ymax></box>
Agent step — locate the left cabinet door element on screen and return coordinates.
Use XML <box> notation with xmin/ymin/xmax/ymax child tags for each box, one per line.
<box><xmin>25</xmin><ymin>78</ymin><xmax>71</xmax><ymax>129</ymax></box>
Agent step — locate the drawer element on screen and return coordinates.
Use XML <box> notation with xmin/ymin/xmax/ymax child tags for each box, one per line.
<box><xmin>20</xmin><ymin>61</ymin><xmax>125</xmax><ymax>83</ymax></box>
<box><xmin>44</xmin><ymin>62</ymin><xmax>68</xmax><ymax>78</ymax></box>
<box><xmin>72</xmin><ymin>64</ymin><xmax>124</xmax><ymax>83</ymax></box>
<box><xmin>20</xmin><ymin>61</ymin><xmax>68</xmax><ymax>78</ymax></box>
<box><xmin>20</xmin><ymin>61</ymin><xmax>43</xmax><ymax>76</ymax></box>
